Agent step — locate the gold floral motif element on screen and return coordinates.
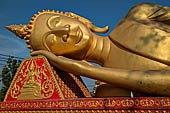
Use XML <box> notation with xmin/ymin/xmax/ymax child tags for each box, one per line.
<box><xmin>10</xmin><ymin>61</ymin><xmax>29</xmax><ymax>99</ymax></box>
<box><xmin>42</xmin><ymin>80</ymin><xmax>54</xmax><ymax>98</ymax></box>
<box><xmin>42</xmin><ymin>57</ymin><xmax>64</xmax><ymax>99</ymax></box>
<box><xmin>121</xmin><ymin>99</ymin><xmax>134</xmax><ymax>107</ymax></box>
<box><xmin>10</xmin><ymin>82</ymin><xmax>20</xmax><ymax>98</ymax></box>
<box><xmin>105</xmin><ymin>99</ymin><xmax>117</xmax><ymax>107</ymax></box>
<box><xmin>161</xmin><ymin>98</ymin><xmax>170</xmax><ymax>107</ymax></box>
<box><xmin>140</xmin><ymin>99</ymin><xmax>154</xmax><ymax>107</ymax></box>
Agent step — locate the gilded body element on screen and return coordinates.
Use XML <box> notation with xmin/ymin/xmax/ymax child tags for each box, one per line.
<box><xmin>6</xmin><ymin>3</ymin><xmax>170</xmax><ymax>97</ymax></box>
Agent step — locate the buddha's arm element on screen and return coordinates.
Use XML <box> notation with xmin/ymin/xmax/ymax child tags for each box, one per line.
<box><xmin>31</xmin><ymin>50</ymin><xmax>170</xmax><ymax>96</ymax></box>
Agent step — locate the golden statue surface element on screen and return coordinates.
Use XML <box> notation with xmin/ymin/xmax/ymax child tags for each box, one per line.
<box><xmin>5</xmin><ymin>3</ymin><xmax>170</xmax><ymax>97</ymax></box>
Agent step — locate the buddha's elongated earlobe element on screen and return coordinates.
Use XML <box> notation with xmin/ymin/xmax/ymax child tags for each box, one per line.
<box><xmin>87</xmin><ymin>23</ymin><xmax>109</xmax><ymax>34</ymax></box>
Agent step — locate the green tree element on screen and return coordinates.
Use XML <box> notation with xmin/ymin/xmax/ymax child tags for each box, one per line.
<box><xmin>0</xmin><ymin>56</ymin><xmax>21</xmax><ymax>101</ymax></box>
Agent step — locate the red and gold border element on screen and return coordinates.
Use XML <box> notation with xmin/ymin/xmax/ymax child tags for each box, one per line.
<box><xmin>1</xmin><ymin>110</ymin><xmax>170</xmax><ymax>113</ymax></box>
<box><xmin>1</xmin><ymin>97</ymin><xmax>170</xmax><ymax>111</ymax></box>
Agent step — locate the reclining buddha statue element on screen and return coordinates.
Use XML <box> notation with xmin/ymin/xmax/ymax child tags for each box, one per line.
<box><xmin>5</xmin><ymin>3</ymin><xmax>170</xmax><ymax>97</ymax></box>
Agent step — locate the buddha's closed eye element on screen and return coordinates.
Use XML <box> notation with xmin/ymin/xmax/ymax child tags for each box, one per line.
<box><xmin>47</xmin><ymin>16</ymin><xmax>61</xmax><ymax>29</ymax></box>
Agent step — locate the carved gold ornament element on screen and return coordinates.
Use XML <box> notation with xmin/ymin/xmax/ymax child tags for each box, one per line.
<box><xmin>10</xmin><ymin>58</ymin><xmax>54</xmax><ymax>100</ymax></box>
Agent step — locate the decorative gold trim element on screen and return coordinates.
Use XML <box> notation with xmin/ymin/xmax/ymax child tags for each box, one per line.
<box><xmin>42</xmin><ymin>55</ymin><xmax>64</xmax><ymax>99</ymax></box>
<box><xmin>0</xmin><ymin>110</ymin><xmax>170</xmax><ymax>113</ymax></box>
<box><xmin>16</xmin><ymin>59</ymin><xmax>55</xmax><ymax>100</ymax></box>
<box><xmin>4</xmin><ymin>56</ymin><xmax>64</xmax><ymax>101</ymax></box>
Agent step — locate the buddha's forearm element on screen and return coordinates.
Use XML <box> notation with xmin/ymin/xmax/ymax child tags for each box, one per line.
<box><xmin>52</xmin><ymin>57</ymin><xmax>170</xmax><ymax>96</ymax></box>
<box><xmin>31</xmin><ymin>50</ymin><xmax>170</xmax><ymax>96</ymax></box>
<box><xmin>73</xmin><ymin>63</ymin><xmax>170</xmax><ymax>96</ymax></box>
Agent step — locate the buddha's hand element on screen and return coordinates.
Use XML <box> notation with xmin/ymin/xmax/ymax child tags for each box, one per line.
<box><xmin>31</xmin><ymin>50</ymin><xmax>72</xmax><ymax>69</ymax></box>
<box><xmin>31</xmin><ymin>50</ymin><xmax>60</xmax><ymax>62</ymax></box>
<box><xmin>31</xmin><ymin>50</ymin><xmax>90</xmax><ymax>75</ymax></box>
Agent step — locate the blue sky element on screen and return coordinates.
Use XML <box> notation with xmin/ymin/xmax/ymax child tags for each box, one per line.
<box><xmin>0</xmin><ymin>0</ymin><xmax>170</xmax><ymax>91</ymax></box>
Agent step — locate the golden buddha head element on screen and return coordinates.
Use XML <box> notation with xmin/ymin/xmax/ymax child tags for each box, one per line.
<box><xmin>5</xmin><ymin>10</ymin><xmax>109</xmax><ymax>58</ymax></box>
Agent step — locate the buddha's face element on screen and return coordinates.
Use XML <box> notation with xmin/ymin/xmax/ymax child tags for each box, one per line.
<box><xmin>30</xmin><ymin>13</ymin><xmax>92</xmax><ymax>58</ymax></box>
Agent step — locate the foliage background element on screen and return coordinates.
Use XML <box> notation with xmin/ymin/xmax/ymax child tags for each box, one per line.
<box><xmin>0</xmin><ymin>57</ymin><xmax>21</xmax><ymax>101</ymax></box>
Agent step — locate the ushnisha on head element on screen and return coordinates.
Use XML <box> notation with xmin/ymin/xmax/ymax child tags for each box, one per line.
<box><xmin>5</xmin><ymin>10</ymin><xmax>109</xmax><ymax>58</ymax></box>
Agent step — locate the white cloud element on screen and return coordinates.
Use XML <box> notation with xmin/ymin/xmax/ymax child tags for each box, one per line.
<box><xmin>0</xmin><ymin>34</ymin><xmax>30</xmax><ymax>58</ymax></box>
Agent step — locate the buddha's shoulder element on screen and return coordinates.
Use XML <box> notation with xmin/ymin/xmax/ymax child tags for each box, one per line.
<box><xmin>125</xmin><ymin>3</ymin><xmax>163</xmax><ymax>20</ymax></box>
